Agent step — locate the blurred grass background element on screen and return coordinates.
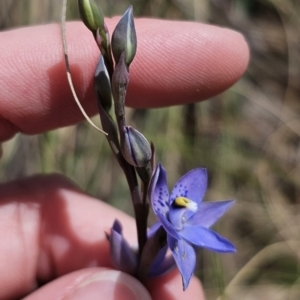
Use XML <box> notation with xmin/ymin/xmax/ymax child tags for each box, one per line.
<box><xmin>1</xmin><ymin>0</ymin><xmax>300</xmax><ymax>299</ymax></box>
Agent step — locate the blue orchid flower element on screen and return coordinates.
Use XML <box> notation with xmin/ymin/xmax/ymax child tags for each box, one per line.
<box><xmin>149</xmin><ymin>164</ymin><xmax>236</xmax><ymax>290</ymax></box>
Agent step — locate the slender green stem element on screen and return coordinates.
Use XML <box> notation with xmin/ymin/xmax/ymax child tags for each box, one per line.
<box><xmin>97</xmin><ymin>94</ymin><xmax>148</xmax><ymax>261</ymax></box>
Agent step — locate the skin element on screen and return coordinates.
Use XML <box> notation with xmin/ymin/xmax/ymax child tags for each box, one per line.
<box><xmin>0</xmin><ymin>18</ymin><xmax>249</xmax><ymax>300</ymax></box>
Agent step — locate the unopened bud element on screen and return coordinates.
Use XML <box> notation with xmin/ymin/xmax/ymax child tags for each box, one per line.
<box><xmin>94</xmin><ymin>55</ymin><xmax>113</xmax><ymax>113</ymax></box>
<box><xmin>111</xmin><ymin>6</ymin><xmax>137</xmax><ymax>67</ymax></box>
<box><xmin>78</xmin><ymin>0</ymin><xmax>104</xmax><ymax>33</ymax></box>
<box><xmin>112</xmin><ymin>52</ymin><xmax>129</xmax><ymax>118</ymax></box>
<box><xmin>121</xmin><ymin>126</ymin><xmax>151</xmax><ymax>167</ymax></box>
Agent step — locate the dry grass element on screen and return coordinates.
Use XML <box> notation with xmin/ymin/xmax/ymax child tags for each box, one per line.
<box><xmin>1</xmin><ymin>0</ymin><xmax>300</xmax><ymax>299</ymax></box>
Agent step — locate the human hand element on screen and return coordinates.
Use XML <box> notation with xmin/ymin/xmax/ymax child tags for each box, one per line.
<box><xmin>0</xmin><ymin>18</ymin><xmax>249</xmax><ymax>299</ymax></box>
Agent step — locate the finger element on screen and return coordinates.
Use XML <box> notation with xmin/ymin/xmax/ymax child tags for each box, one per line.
<box><xmin>25</xmin><ymin>268</ymin><xmax>204</xmax><ymax>300</ymax></box>
<box><xmin>147</xmin><ymin>269</ymin><xmax>205</xmax><ymax>300</ymax></box>
<box><xmin>0</xmin><ymin>19</ymin><xmax>249</xmax><ymax>141</ymax></box>
<box><xmin>24</xmin><ymin>268</ymin><xmax>151</xmax><ymax>300</ymax></box>
<box><xmin>0</xmin><ymin>174</ymin><xmax>137</xmax><ymax>299</ymax></box>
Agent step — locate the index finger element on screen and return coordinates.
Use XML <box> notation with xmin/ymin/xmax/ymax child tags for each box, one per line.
<box><xmin>0</xmin><ymin>19</ymin><xmax>249</xmax><ymax>141</ymax></box>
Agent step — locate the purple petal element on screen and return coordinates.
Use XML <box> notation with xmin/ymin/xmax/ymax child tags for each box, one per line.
<box><xmin>186</xmin><ymin>200</ymin><xmax>234</xmax><ymax>228</ymax></box>
<box><xmin>170</xmin><ymin>168</ymin><xmax>207</xmax><ymax>205</ymax></box>
<box><xmin>149</xmin><ymin>164</ymin><xmax>170</xmax><ymax>217</ymax></box>
<box><xmin>157</xmin><ymin>211</ymin><xmax>180</xmax><ymax>239</ymax></box>
<box><xmin>168</xmin><ymin>235</ymin><xmax>196</xmax><ymax>291</ymax></box>
<box><xmin>112</xmin><ymin>219</ymin><xmax>123</xmax><ymax>234</ymax></box>
<box><xmin>149</xmin><ymin>244</ymin><xmax>168</xmax><ymax>269</ymax></box>
<box><xmin>147</xmin><ymin>222</ymin><xmax>177</xmax><ymax>275</ymax></box>
<box><xmin>169</xmin><ymin>206</ymin><xmax>187</xmax><ymax>230</ymax></box>
<box><xmin>148</xmin><ymin>244</ymin><xmax>176</xmax><ymax>276</ymax></box>
<box><xmin>148</xmin><ymin>222</ymin><xmax>161</xmax><ymax>238</ymax></box>
<box><xmin>110</xmin><ymin>225</ymin><xmax>138</xmax><ymax>274</ymax></box>
<box><xmin>180</xmin><ymin>225</ymin><xmax>236</xmax><ymax>253</ymax></box>
<box><xmin>149</xmin><ymin>251</ymin><xmax>176</xmax><ymax>276</ymax></box>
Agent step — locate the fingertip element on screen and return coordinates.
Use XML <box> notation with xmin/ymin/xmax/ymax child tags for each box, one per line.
<box><xmin>220</xmin><ymin>28</ymin><xmax>250</xmax><ymax>85</ymax></box>
<box><xmin>125</xmin><ymin>20</ymin><xmax>250</xmax><ymax>107</ymax></box>
<box><xmin>24</xmin><ymin>268</ymin><xmax>151</xmax><ymax>300</ymax></box>
<box><xmin>147</xmin><ymin>269</ymin><xmax>205</xmax><ymax>300</ymax></box>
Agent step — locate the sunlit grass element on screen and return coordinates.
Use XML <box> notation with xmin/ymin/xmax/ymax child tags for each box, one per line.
<box><xmin>1</xmin><ymin>0</ymin><xmax>300</xmax><ymax>298</ymax></box>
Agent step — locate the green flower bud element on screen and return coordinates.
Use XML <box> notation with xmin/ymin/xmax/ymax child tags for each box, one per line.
<box><xmin>121</xmin><ymin>126</ymin><xmax>151</xmax><ymax>167</ymax></box>
<box><xmin>94</xmin><ymin>55</ymin><xmax>113</xmax><ymax>113</ymax></box>
<box><xmin>78</xmin><ymin>0</ymin><xmax>104</xmax><ymax>33</ymax></box>
<box><xmin>111</xmin><ymin>6</ymin><xmax>137</xmax><ymax>67</ymax></box>
<box><xmin>112</xmin><ymin>52</ymin><xmax>129</xmax><ymax>118</ymax></box>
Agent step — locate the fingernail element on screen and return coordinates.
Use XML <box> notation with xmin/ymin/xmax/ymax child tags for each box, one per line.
<box><xmin>66</xmin><ymin>270</ymin><xmax>151</xmax><ymax>300</ymax></box>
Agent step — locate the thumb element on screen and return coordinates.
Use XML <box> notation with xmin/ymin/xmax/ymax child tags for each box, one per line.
<box><xmin>24</xmin><ymin>268</ymin><xmax>151</xmax><ymax>300</ymax></box>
